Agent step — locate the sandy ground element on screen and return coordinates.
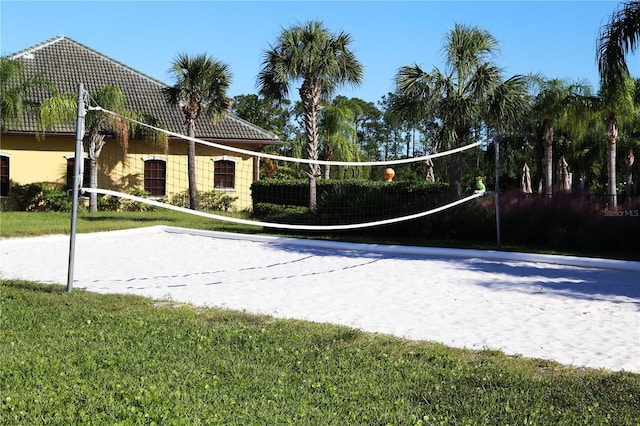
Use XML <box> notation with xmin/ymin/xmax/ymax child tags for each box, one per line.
<box><xmin>1</xmin><ymin>225</ymin><xmax>638</xmax><ymax>373</ymax></box>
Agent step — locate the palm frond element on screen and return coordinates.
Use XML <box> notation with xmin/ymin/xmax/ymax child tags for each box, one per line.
<box><xmin>445</xmin><ymin>23</ymin><xmax>500</xmax><ymax>82</ymax></box>
<box><xmin>166</xmin><ymin>53</ymin><xmax>232</xmax><ymax>123</ymax></box>
<box><xmin>257</xmin><ymin>20</ymin><xmax>363</xmax><ymax>102</ymax></box>
<box><xmin>1</xmin><ymin>58</ymin><xmax>56</xmax><ymax>128</ymax></box>
<box><xmin>36</xmin><ymin>92</ymin><xmax>77</xmax><ymax>138</ymax></box>
<box><xmin>597</xmin><ymin>1</ymin><xmax>640</xmax><ymax>96</ymax></box>
<box><xmin>465</xmin><ymin>63</ymin><xmax>503</xmax><ymax>100</ymax></box>
<box><xmin>486</xmin><ymin>75</ymin><xmax>529</xmax><ymax>132</ymax></box>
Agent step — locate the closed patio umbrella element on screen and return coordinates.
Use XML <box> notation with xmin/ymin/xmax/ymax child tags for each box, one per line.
<box><xmin>624</xmin><ymin>149</ymin><xmax>634</xmax><ymax>196</ymax></box>
<box><xmin>556</xmin><ymin>156</ymin><xmax>571</xmax><ymax>192</ymax></box>
<box><xmin>425</xmin><ymin>158</ymin><xmax>435</xmax><ymax>181</ymax></box>
<box><xmin>521</xmin><ymin>162</ymin><xmax>533</xmax><ymax>194</ymax></box>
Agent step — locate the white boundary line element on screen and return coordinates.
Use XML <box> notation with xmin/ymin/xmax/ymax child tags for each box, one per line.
<box><xmin>160</xmin><ymin>226</ymin><xmax>640</xmax><ymax>273</ymax></box>
<box><xmin>22</xmin><ymin>225</ymin><xmax>637</xmax><ymax>272</ymax></box>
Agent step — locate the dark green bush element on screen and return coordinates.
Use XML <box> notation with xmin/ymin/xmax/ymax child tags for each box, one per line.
<box><xmin>165</xmin><ymin>190</ymin><xmax>238</xmax><ymax>212</ymax></box>
<box><xmin>96</xmin><ymin>188</ymin><xmax>156</xmax><ymax>212</ymax></box>
<box><xmin>251</xmin><ymin>179</ymin><xmax>310</xmax><ymax>207</ymax></box>
<box><xmin>252</xmin><ymin>180</ymin><xmax>639</xmax><ymax>256</ymax></box>
<box><xmin>7</xmin><ymin>183</ymin><xmax>73</xmax><ymax>212</ymax></box>
<box><xmin>96</xmin><ymin>193</ymin><xmax>122</xmax><ymax>211</ymax></box>
<box><xmin>253</xmin><ymin>203</ymin><xmax>311</xmax><ymax>224</ymax></box>
<box><xmin>316</xmin><ymin>180</ymin><xmax>449</xmax><ymax>222</ymax></box>
<box><xmin>499</xmin><ymin>190</ymin><xmax>640</xmax><ymax>254</ymax></box>
<box><xmin>251</xmin><ymin>179</ymin><xmax>448</xmax><ymax>221</ymax></box>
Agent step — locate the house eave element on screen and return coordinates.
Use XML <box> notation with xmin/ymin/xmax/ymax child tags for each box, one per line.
<box><xmin>3</xmin><ymin>131</ymin><xmax>281</xmax><ymax>144</ymax></box>
<box><xmin>1</xmin><ymin>130</ymin><xmax>75</xmax><ymax>137</ymax></box>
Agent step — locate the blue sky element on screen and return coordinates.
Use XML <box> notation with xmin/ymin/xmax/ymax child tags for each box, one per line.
<box><xmin>1</xmin><ymin>1</ymin><xmax>637</xmax><ymax>104</ymax></box>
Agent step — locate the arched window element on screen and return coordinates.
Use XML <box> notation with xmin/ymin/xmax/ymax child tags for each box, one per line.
<box><xmin>214</xmin><ymin>159</ymin><xmax>235</xmax><ymax>189</ymax></box>
<box><xmin>144</xmin><ymin>159</ymin><xmax>166</xmax><ymax>196</ymax></box>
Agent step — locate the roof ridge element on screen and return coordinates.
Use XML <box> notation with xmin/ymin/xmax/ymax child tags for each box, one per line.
<box><xmin>9</xmin><ymin>35</ymin><xmax>169</xmax><ymax>89</ymax></box>
<box><xmin>8</xmin><ymin>35</ymin><xmax>65</xmax><ymax>58</ymax></box>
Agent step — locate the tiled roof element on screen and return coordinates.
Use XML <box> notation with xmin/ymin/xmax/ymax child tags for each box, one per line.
<box><xmin>5</xmin><ymin>36</ymin><xmax>279</xmax><ymax>144</ymax></box>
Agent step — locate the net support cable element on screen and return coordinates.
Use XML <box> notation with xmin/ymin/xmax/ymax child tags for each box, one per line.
<box><xmin>83</xmin><ymin>187</ymin><xmax>489</xmax><ymax>231</ymax></box>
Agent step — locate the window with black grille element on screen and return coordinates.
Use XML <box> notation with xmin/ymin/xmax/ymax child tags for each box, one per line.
<box><xmin>0</xmin><ymin>156</ymin><xmax>9</xmax><ymax>196</ymax></box>
<box><xmin>144</xmin><ymin>159</ymin><xmax>166</xmax><ymax>196</ymax></box>
<box><xmin>214</xmin><ymin>160</ymin><xmax>235</xmax><ymax>189</ymax></box>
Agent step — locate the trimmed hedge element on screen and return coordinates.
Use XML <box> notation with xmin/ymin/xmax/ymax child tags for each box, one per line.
<box><xmin>251</xmin><ymin>179</ymin><xmax>449</xmax><ymax>223</ymax></box>
<box><xmin>251</xmin><ymin>180</ymin><xmax>639</xmax><ymax>257</ymax></box>
<box><xmin>498</xmin><ymin>190</ymin><xmax>640</xmax><ymax>254</ymax></box>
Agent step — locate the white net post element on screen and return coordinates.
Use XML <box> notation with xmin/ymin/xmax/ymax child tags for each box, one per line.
<box><xmin>67</xmin><ymin>83</ymin><xmax>86</xmax><ymax>293</ymax></box>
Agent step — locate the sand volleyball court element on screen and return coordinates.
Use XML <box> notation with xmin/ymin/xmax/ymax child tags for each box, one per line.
<box><xmin>1</xmin><ymin>226</ymin><xmax>638</xmax><ymax>373</ymax></box>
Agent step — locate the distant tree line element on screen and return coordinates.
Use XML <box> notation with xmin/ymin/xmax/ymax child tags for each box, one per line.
<box><xmin>3</xmin><ymin>1</ymin><xmax>638</xmax><ymax>211</ymax></box>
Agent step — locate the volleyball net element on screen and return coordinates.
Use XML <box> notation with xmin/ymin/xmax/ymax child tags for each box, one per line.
<box><xmin>76</xmin><ymin>104</ymin><xmax>491</xmax><ymax>232</ymax></box>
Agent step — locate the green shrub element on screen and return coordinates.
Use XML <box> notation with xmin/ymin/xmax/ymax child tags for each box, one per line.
<box><xmin>499</xmin><ymin>190</ymin><xmax>640</xmax><ymax>253</ymax></box>
<box><xmin>316</xmin><ymin>180</ymin><xmax>448</xmax><ymax>221</ymax></box>
<box><xmin>96</xmin><ymin>194</ymin><xmax>122</xmax><ymax>211</ymax></box>
<box><xmin>253</xmin><ymin>203</ymin><xmax>311</xmax><ymax>224</ymax></box>
<box><xmin>251</xmin><ymin>179</ymin><xmax>448</xmax><ymax>220</ymax></box>
<box><xmin>251</xmin><ymin>180</ymin><xmax>639</xmax><ymax>255</ymax></box>
<box><xmin>7</xmin><ymin>183</ymin><xmax>73</xmax><ymax>212</ymax></box>
<box><xmin>165</xmin><ymin>190</ymin><xmax>237</xmax><ymax>212</ymax></box>
<box><xmin>251</xmin><ymin>179</ymin><xmax>310</xmax><ymax>207</ymax></box>
<box><xmin>95</xmin><ymin>188</ymin><xmax>157</xmax><ymax>212</ymax></box>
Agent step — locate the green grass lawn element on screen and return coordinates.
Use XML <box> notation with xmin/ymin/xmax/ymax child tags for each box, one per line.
<box><xmin>0</xmin><ymin>210</ymin><xmax>264</xmax><ymax>238</ymax></box>
<box><xmin>1</xmin><ymin>211</ymin><xmax>639</xmax><ymax>424</ymax></box>
<box><xmin>2</xmin><ymin>280</ymin><xmax>638</xmax><ymax>425</ymax></box>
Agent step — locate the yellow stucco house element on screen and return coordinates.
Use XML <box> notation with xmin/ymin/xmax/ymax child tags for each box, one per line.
<box><xmin>1</xmin><ymin>36</ymin><xmax>279</xmax><ymax>211</ymax></box>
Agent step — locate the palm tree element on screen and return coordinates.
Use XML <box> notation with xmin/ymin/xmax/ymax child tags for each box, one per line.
<box><xmin>318</xmin><ymin>100</ymin><xmax>360</xmax><ymax>179</ymax></box>
<box><xmin>394</xmin><ymin>24</ymin><xmax>528</xmax><ymax>199</ymax></box>
<box><xmin>596</xmin><ymin>0</ymin><xmax>640</xmax><ymax>207</ymax></box>
<box><xmin>597</xmin><ymin>1</ymin><xmax>639</xmax><ymax>92</ymax></box>
<box><xmin>164</xmin><ymin>53</ymin><xmax>232</xmax><ymax>210</ymax></box>
<box><xmin>257</xmin><ymin>20</ymin><xmax>363</xmax><ymax>211</ymax></box>
<box><xmin>527</xmin><ymin>77</ymin><xmax>592</xmax><ymax>197</ymax></box>
<box><xmin>38</xmin><ymin>85</ymin><xmax>167</xmax><ymax>212</ymax></box>
<box><xmin>0</xmin><ymin>58</ymin><xmax>54</xmax><ymax>130</ymax></box>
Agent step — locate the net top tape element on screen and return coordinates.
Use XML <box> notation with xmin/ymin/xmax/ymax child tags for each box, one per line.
<box><xmin>91</xmin><ymin>106</ymin><xmax>483</xmax><ymax>167</ymax></box>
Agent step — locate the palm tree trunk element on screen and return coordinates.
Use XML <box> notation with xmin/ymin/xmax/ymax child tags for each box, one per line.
<box><xmin>545</xmin><ymin>145</ymin><xmax>553</xmax><ymax>198</ymax></box>
<box><xmin>448</xmin><ymin>151</ymin><xmax>462</xmax><ymax>200</ymax></box>
<box><xmin>607</xmin><ymin>114</ymin><xmax>618</xmax><ymax>208</ymax></box>
<box><xmin>530</xmin><ymin>133</ymin><xmax>544</xmax><ymax>194</ymax></box>
<box><xmin>544</xmin><ymin>123</ymin><xmax>554</xmax><ymax>198</ymax></box>
<box><xmin>89</xmin><ymin>158</ymin><xmax>98</xmax><ymax>212</ymax></box>
<box><xmin>300</xmin><ymin>82</ymin><xmax>321</xmax><ymax>211</ymax></box>
<box><xmin>448</xmin><ymin>129</ymin><xmax>466</xmax><ymax>200</ymax></box>
<box><xmin>323</xmin><ymin>141</ymin><xmax>332</xmax><ymax>180</ymax></box>
<box><xmin>187</xmin><ymin>120</ymin><xmax>199</xmax><ymax>211</ymax></box>
<box><xmin>87</xmin><ymin>133</ymin><xmax>106</xmax><ymax>213</ymax></box>
<box><xmin>608</xmin><ymin>143</ymin><xmax>617</xmax><ymax>207</ymax></box>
